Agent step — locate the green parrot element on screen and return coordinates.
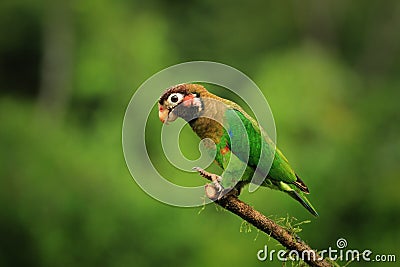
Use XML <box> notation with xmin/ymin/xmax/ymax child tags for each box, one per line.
<box><xmin>158</xmin><ymin>83</ymin><xmax>318</xmax><ymax>216</ymax></box>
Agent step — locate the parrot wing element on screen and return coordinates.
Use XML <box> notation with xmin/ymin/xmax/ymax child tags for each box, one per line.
<box><xmin>223</xmin><ymin>108</ymin><xmax>309</xmax><ymax>193</ymax></box>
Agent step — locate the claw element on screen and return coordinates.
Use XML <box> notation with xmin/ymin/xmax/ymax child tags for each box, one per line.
<box><xmin>192</xmin><ymin>167</ymin><xmax>221</xmax><ymax>182</ymax></box>
<box><xmin>213</xmin><ymin>180</ymin><xmax>223</xmax><ymax>192</ymax></box>
<box><xmin>193</xmin><ymin>166</ymin><xmax>225</xmax><ymax>196</ymax></box>
<box><xmin>192</xmin><ymin>167</ymin><xmax>213</xmax><ymax>180</ymax></box>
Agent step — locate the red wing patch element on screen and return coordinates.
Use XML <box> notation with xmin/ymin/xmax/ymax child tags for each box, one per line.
<box><xmin>220</xmin><ymin>145</ymin><xmax>230</xmax><ymax>155</ymax></box>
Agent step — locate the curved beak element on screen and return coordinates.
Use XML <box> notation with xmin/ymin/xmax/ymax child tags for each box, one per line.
<box><xmin>158</xmin><ymin>104</ymin><xmax>177</xmax><ymax>124</ymax></box>
<box><xmin>158</xmin><ymin>104</ymin><xmax>169</xmax><ymax>123</ymax></box>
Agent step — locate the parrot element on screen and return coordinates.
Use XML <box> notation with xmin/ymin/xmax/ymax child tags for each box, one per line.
<box><xmin>158</xmin><ymin>83</ymin><xmax>318</xmax><ymax>216</ymax></box>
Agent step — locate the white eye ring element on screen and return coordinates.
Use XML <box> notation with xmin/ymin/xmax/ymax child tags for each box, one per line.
<box><xmin>167</xmin><ymin>93</ymin><xmax>184</xmax><ymax>106</ymax></box>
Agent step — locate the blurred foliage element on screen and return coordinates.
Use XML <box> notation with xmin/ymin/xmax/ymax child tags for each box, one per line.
<box><xmin>0</xmin><ymin>0</ymin><xmax>399</xmax><ymax>266</ymax></box>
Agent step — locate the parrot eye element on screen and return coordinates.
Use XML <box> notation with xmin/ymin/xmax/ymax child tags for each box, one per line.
<box><xmin>168</xmin><ymin>93</ymin><xmax>183</xmax><ymax>105</ymax></box>
<box><xmin>171</xmin><ymin>95</ymin><xmax>178</xmax><ymax>103</ymax></box>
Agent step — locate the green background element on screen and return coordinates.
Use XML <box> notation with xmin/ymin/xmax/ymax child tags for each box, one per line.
<box><xmin>0</xmin><ymin>0</ymin><xmax>399</xmax><ymax>266</ymax></box>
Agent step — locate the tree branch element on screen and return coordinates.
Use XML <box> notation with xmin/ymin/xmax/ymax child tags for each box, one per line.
<box><xmin>203</xmin><ymin>180</ymin><xmax>332</xmax><ymax>267</ymax></box>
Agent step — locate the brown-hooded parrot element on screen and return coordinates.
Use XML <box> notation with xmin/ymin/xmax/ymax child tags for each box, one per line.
<box><xmin>158</xmin><ymin>83</ymin><xmax>318</xmax><ymax>216</ymax></box>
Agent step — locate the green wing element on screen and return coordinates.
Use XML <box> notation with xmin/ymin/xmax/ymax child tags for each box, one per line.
<box><xmin>223</xmin><ymin>108</ymin><xmax>298</xmax><ymax>185</ymax></box>
<box><xmin>214</xmin><ymin>108</ymin><xmax>317</xmax><ymax>216</ymax></box>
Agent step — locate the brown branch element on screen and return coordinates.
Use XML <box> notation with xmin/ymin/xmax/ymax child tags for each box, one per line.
<box><xmin>203</xmin><ymin>181</ymin><xmax>332</xmax><ymax>267</ymax></box>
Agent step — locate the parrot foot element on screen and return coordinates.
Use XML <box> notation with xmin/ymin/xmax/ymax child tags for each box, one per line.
<box><xmin>192</xmin><ymin>167</ymin><xmax>223</xmax><ymax>192</ymax></box>
<box><xmin>193</xmin><ymin>167</ymin><xmax>238</xmax><ymax>200</ymax></box>
<box><xmin>205</xmin><ymin>184</ymin><xmax>231</xmax><ymax>200</ymax></box>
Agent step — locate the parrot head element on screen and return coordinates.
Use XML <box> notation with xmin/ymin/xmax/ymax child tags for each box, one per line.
<box><xmin>158</xmin><ymin>84</ymin><xmax>206</xmax><ymax>124</ymax></box>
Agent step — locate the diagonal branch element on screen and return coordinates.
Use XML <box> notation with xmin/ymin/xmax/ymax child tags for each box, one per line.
<box><xmin>202</xmin><ymin>179</ymin><xmax>332</xmax><ymax>267</ymax></box>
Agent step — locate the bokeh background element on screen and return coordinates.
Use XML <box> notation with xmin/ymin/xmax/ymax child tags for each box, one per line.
<box><xmin>1</xmin><ymin>0</ymin><xmax>399</xmax><ymax>266</ymax></box>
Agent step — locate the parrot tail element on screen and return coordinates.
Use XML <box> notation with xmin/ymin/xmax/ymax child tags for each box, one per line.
<box><xmin>287</xmin><ymin>190</ymin><xmax>319</xmax><ymax>217</ymax></box>
<box><xmin>292</xmin><ymin>174</ymin><xmax>310</xmax><ymax>194</ymax></box>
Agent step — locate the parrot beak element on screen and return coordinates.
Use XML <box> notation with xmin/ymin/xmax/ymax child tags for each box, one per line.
<box><xmin>158</xmin><ymin>104</ymin><xmax>178</xmax><ymax>124</ymax></box>
<box><xmin>158</xmin><ymin>104</ymin><xmax>169</xmax><ymax>123</ymax></box>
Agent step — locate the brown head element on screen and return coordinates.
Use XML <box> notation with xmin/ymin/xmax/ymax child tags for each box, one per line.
<box><xmin>158</xmin><ymin>84</ymin><xmax>208</xmax><ymax>123</ymax></box>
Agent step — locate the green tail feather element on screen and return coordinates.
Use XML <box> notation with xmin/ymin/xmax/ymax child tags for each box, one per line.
<box><xmin>287</xmin><ymin>190</ymin><xmax>319</xmax><ymax>217</ymax></box>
